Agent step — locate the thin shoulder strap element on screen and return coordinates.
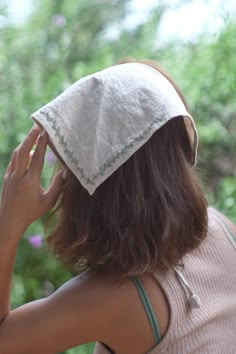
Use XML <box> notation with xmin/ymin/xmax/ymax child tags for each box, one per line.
<box><xmin>131</xmin><ymin>276</ymin><xmax>162</xmax><ymax>345</ymax></box>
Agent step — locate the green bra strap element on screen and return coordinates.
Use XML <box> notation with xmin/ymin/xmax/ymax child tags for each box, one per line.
<box><xmin>131</xmin><ymin>276</ymin><xmax>162</xmax><ymax>345</ymax></box>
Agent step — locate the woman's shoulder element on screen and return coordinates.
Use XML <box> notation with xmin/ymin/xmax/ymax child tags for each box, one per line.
<box><xmin>208</xmin><ymin>206</ymin><xmax>236</xmax><ymax>237</ymax></box>
<box><xmin>67</xmin><ymin>270</ymin><xmax>169</xmax><ymax>353</ymax></box>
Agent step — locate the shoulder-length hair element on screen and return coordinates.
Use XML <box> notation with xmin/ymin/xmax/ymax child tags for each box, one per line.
<box><xmin>47</xmin><ymin>59</ymin><xmax>208</xmax><ymax>275</ymax></box>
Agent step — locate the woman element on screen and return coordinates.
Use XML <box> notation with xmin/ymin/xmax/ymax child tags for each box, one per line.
<box><xmin>0</xmin><ymin>60</ymin><xmax>235</xmax><ymax>354</ymax></box>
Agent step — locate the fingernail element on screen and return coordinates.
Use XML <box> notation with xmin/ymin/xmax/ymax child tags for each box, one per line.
<box><xmin>40</xmin><ymin>129</ymin><xmax>46</xmax><ymax>137</ymax></box>
<box><xmin>62</xmin><ymin>169</ymin><xmax>67</xmax><ymax>179</ymax></box>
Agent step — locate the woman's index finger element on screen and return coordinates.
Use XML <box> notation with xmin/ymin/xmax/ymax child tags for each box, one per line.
<box><xmin>15</xmin><ymin>125</ymin><xmax>42</xmax><ymax>175</ymax></box>
<box><xmin>29</xmin><ymin>130</ymin><xmax>49</xmax><ymax>175</ymax></box>
<box><xmin>20</xmin><ymin>125</ymin><xmax>41</xmax><ymax>152</ymax></box>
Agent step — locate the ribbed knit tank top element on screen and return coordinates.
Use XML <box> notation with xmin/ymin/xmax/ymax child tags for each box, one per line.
<box><xmin>94</xmin><ymin>208</ymin><xmax>236</xmax><ymax>353</ymax></box>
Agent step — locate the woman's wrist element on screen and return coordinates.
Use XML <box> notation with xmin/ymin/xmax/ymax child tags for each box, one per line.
<box><xmin>0</xmin><ymin>215</ymin><xmax>27</xmax><ymax>243</ymax></box>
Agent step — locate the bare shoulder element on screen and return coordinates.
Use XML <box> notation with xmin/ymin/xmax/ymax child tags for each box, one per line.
<box><xmin>208</xmin><ymin>206</ymin><xmax>236</xmax><ymax>237</ymax></box>
<box><xmin>48</xmin><ymin>270</ymin><xmax>131</xmax><ymax>331</ymax></box>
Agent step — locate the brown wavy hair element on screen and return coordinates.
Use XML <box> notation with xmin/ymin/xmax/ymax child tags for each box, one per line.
<box><xmin>47</xmin><ymin>59</ymin><xmax>208</xmax><ymax>275</ymax></box>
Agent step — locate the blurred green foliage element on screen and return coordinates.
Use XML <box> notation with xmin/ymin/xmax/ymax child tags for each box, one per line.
<box><xmin>0</xmin><ymin>0</ymin><xmax>236</xmax><ymax>352</ymax></box>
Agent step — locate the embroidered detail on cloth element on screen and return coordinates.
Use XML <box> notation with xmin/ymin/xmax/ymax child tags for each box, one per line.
<box><xmin>40</xmin><ymin>109</ymin><xmax>93</xmax><ymax>185</ymax></box>
<box><xmin>40</xmin><ymin>107</ymin><xmax>166</xmax><ymax>185</ymax></box>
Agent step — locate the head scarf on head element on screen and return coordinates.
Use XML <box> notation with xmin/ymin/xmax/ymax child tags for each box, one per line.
<box><xmin>31</xmin><ymin>63</ymin><xmax>198</xmax><ymax>195</ymax></box>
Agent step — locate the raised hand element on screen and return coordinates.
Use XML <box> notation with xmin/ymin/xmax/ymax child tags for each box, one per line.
<box><xmin>0</xmin><ymin>125</ymin><xmax>64</xmax><ymax>239</ymax></box>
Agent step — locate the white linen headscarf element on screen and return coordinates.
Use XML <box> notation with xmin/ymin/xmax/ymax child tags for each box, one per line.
<box><xmin>31</xmin><ymin>63</ymin><xmax>198</xmax><ymax>195</ymax></box>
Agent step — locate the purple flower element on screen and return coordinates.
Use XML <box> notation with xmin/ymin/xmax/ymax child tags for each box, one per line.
<box><xmin>47</xmin><ymin>150</ymin><xmax>56</xmax><ymax>166</ymax></box>
<box><xmin>28</xmin><ymin>235</ymin><xmax>43</xmax><ymax>249</ymax></box>
<box><xmin>52</xmin><ymin>14</ymin><xmax>67</xmax><ymax>27</ymax></box>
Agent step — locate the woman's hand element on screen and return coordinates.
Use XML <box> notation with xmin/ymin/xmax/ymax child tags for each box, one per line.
<box><xmin>0</xmin><ymin>125</ymin><xmax>64</xmax><ymax>239</ymax></box>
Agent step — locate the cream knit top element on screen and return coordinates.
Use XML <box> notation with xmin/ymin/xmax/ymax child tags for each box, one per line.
<box><xmin>94</xmin><ymin>208</ymin><xmax>236</xmax><ymax>353</ymax></box>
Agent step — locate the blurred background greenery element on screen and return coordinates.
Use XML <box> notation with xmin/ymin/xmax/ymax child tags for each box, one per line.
<box><xmin>0</xmin><ymin>0</ymin><xmax>236</xmax><ymax>352</ymax></box>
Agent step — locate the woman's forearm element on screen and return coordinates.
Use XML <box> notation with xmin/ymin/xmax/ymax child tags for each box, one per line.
<box><xmin>0</xmin><ymin>127</ymin><xmax>63</xmax><ymax>325</ymax></box>
<box><xmin>0</xmin><ymin>223</ymin><xmax>22</xmax><ymax>323</ymax></box>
